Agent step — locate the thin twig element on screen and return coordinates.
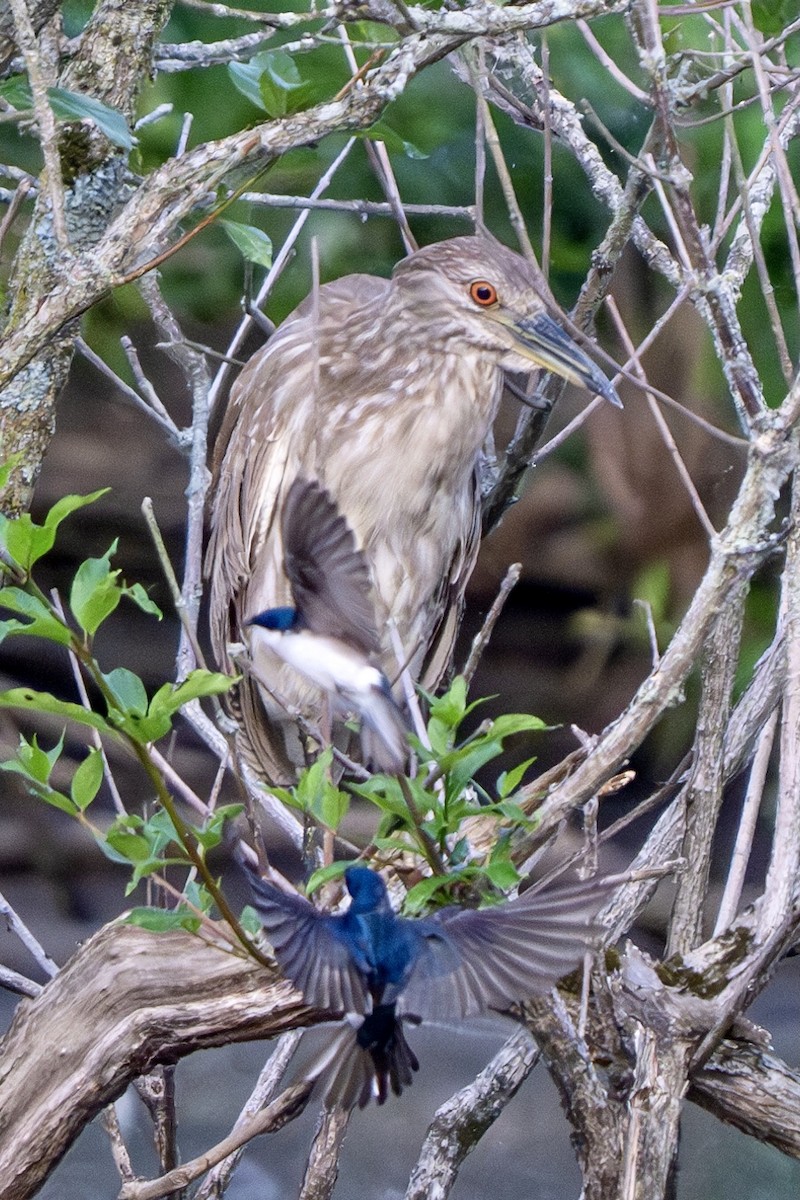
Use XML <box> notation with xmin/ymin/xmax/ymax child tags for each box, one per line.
<box><xmin>208</xmin><ymin>136</ymin><xmax>358</xmax><ymax>412</ymax></box>
<box><xmin>100</xmin><ymin>1104</ymin><xmax>135</xmax><ymax>1185</ymax></box>
<box><xmin>338</xmin><ymin>23</ymin><xmax>417</xmax><ymax>253</ymax></box>
<box><xmin>0</xmin><ymin>889</ymin><xmax>59</xmax><ymax>978</ymax></box>
<box><xmin>0</xmin><ymin>963</ymin><xmax>42</xmax><ymax>997</ymax></box>
<box><xmin>141</xmin><ymin>498</ymin><xmax>209</xmax><ymax>679</ymax></box>
<box><xmin>194</xmin><ymin>1031</ymin><xmax>303</xmax><ymax>1199</ymax></box>
<box><xmin>462</xmin><ymin>562</ymin><xmax>521</xmax><ymax>685</ymax></box>
<box><xmin>8</xmin><ymin>0</ymin><xmax>67</xmax><ymax>248</ymax></box>
<box><xmin>234</xmin><ymin>193</ymin><xmax>474</xmax><ymax>220</ymax></box>
<box><xmin>713</xmin><ymin>708</ymin><xmax>777</xmax><ymax>936</ymax></box>
<box><xmin>138</xmin><ymin>277</ymin><xmax>212</xmax><ymax>678</ymax></box>
<box><xmin>119</xmin><ymin>1083</ymin><xmax>313</xmax><ymax>1200</ymax></box>
<box><xmin>540</xmin><ymin>33</ymin><xmax>552</xmax><ymax>281</ymax></box>
<box><xmin>604</xmin><ymin>294</ymin><xmax>718</xmax><ymax>541</ymax></box>
<box><xmin>0</xmin><ymin>176</ymin><xmax>31</xmax><ymax>254</ymax></box>
<box><xmin>49</xmin><ymin>587</ymin><xmax>127</xmax><ymax>817</ymax></box>
<box><xmin>404</xmin><ymin>1027</ymin><xmax>539</xmax><ymax>1200</ymax></box>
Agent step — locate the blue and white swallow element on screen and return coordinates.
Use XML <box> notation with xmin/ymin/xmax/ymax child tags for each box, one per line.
<box><xmin>247</xmin><ymin>863</ymin><xmax>620</xmax><ymax>1110</ymax></box>
<box><xmin>245</xmin><ymin>479</ymin><xmax>409</xmax><ymax>775</ymax></box>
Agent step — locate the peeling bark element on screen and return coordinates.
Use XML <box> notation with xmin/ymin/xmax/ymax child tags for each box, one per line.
<box><xmin>0</xmin><ymin>922</ymin><xmax>312</xmax><ymax>1200</ymax></box>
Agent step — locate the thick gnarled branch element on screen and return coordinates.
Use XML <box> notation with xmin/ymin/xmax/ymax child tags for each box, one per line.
<box><xmin>0</xmin><ymin>921</ymin><xmax>311</xmax><ymax>1200</ymax></box>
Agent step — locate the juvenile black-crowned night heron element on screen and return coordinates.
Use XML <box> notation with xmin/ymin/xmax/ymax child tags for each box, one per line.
<box><xmin>207</xmin><ymin>235</ymin><xmax>618</xmax><ymax>782</ymax></box>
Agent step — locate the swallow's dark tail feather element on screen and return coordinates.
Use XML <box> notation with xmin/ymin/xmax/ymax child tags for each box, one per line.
<box><xmin>302</xmin><ymin>1007</ymin><xmax>420</xmax><ymax>1110</ymax></box>
<box><xmin>357</xmin><ymin>1004</ymin><xmax>420</xmax><ymax>1104</ymax></box>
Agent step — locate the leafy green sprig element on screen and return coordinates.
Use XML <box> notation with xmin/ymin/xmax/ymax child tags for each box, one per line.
<box><xmin>0</xmin><ymin>467</ymin><xmax>256</xmax><ymax>949</ymax></box>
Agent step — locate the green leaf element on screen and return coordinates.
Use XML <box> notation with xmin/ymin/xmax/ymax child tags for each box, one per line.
<box><xmin>359</xmin><ymin>121</ymin><xmax>428</xmax><ymax>160</ymax></box>
<box><xmin>127</xmin><ymin>857</ymin><xmax>188</xmax><ymax>891</ymax></box>
<box><xmin>0</xmin><ymin>81</ymin><xmax>131</xmax><ymax>149</ymax></box>
<box><xmin>306</xmin><ymin>860</ymin><xmax>351</xmax><ymax>896</ymax></box>
<box><xmin>228</xmin><ymin>59</ymin><xmax>267</xmax><ymax>109</ymax></box>
<box><xmin>70</xmin><ymin>542</ymin><xmax>160</xmax><ymax>639</ymax></box>
<box><xmin>47</xmin><ymin>87</ymin><xmax>133</xmax><ymax>150</ymax></box>
<box><xmin>403</xmin><ymin>874</ymin><xmax>455</xmax><ymax>914</ymax></box>
<box><xmin>70</xmin><ymin>541</ymin><xmax>122</xmax><ymax>635</ymax></box>
<box><xmin>258</xmin><ymin>50</ymin><xmax>310</xmax><ymax>117</ymax></box>
<box><xmin>0</xmin><ymin>731</ymin><xmax>63</xmax><ymax>785</ymax></box>
<box><xmin>372</xmin><ymin>834</ymin><xmax>418</xmax><ymax>855</ymax></box>
<box><xmin>137</xmin><ymin>807</ymin><xmax>181</xmax><ymax>854</ymax></box>
<box><xmin>0</xmin><ymin>587</ymin><xmax>72</xmax><ymax>646</ymax></box>
<box><xmin>633</xmin><ymin>560</ymin><xmax>671</xmax><ymax>623</ymax></box>
<box><xmin>0</xmin><ymin>76</ymin><xmax>32</xmax><ymax>109</ymax></box>
<box><xmin>239</xmin><ymin>904</ymin><xmax>264</xmax><ymax>937</ymax></box>
<box><xmin>491</xmin><ymin>799</ymin><xmax>539</xmax><ymax>830</ymax></box>
<box><xmin>0</xmin><ymin>687</ymin><xmax>118</xmax><ymax>737</ymax></box>
<box><xmin>486</xmin><ymin>714</ymin><xmax>547</xmax><ymax>740</ymax></box>
<box><xmin>445</xmin><ymin>740</ymin><xmax>504</xmax><ymax>799</ymax></box>
<box><xmin>228</xmin><ymin>50</ymin><xmax>309</xmax><ymax>118</ymax></box>
<box><xmin>0</xmin><ymin>515</ymin><xmax>52</xmax><ymax>575</ymax></box>
<box><xmin>148</xmin><ymin>670</ymin><xmax>235</xmax><ymax>724</ymax></box>
<box><xmin>71</xmin><ymin>748</ymin><xmax>104</xmax><ymax>811</ymax></box>
<box><xmin>319</xmin><ymin>784</ymin><xmax>349</xmax><ymax>833</ymax></box>
<box><xmin>123</xmin><ymin>907</ymin><xmax>202</xmax><ymax>933</ymax></box>
<box><xmin>103</xmin><ymin>670</ymin><xmax>185</xmax><ymax>742</ymax></box>
<box><xmin>348</xmin><ymin>20</ymin><xmax>398</xmax><ymax>43</ymax></box>
<box><xmin>752</xmin><ymin>0</ymin><xmax>792</xmax><ymax>35</ymax></box>
<box><xmin>430</xmin><ymin>676</ymin><xmax>468</xmax><ymax>729</ymax></box>
<box><xmin>348</xmin><ymin>776</ymin><xmax>411</xmax><ymax>819</ymax></box>
<box><xmin>194</xmin><ymin>804</ymin><xmax>244</xmax><ymax>850</ymax></box>
<box><xmin>497</xmin><ymin>755</ymin><xmax>538</xmax><ymax>799</ymax></box>
<box><xmin>184</xmin><ymin>879</ymin><xmax>215</xmax><ymax>914</ymax></box>
<box><xmin>0</xmin><ymin>488</ymin><xmax>108</xmax><ymax>574</ymax></box>
<box><xmin>30</xmin><ymin>731</ymin><xmax>63</xmax><ymax>782</ymax></box>
<box><xmin>102</xmin><ymin>667</ymin><xmax>148</xmax><ymax>716</ymax></box>
<box><xmin>282</xmin><ymin>754</ymin><xmax>351</xmax><ymax>830</ymax></box>
<box><xmin>426</xmin><ymin>676</ymin><xmax>487</xmax><ymax>754</ymax></box>
<box><xmin>484</xmin><ymin>859</ymin><xmax>520</xmax><ymax>891</ymax></box>
<box><xmin>18</xmin><ymin>781</ymin><xmax>76</xmax><ymax>814</ymax></box>
<box><xmin>125</xmin><ymin>582</ymin><xmax>162</xmax><ymax>620</ymax></box>
<box><xmin>220</xmin><ymin>220</ymin><xmax>273</xmax><ymax>268</ymax></box>
<box><xmin>106</xmin><ymin>817</ymin><xmax>153</xmax><ymax>863</ymax></box>
<box><xmin>0</xmin><ymin>453</ymin><xmax>23</xmax><ymax>490</ymax></box>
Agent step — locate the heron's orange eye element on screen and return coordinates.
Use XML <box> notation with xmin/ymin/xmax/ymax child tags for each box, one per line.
<box><xmin>469</xmin><ymin>280</ymin><xmax>498</xmax><ymax>307</ymax></box>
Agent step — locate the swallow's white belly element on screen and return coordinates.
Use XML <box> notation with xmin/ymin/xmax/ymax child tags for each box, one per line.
<box><xmin>249</xmin><ymin>627</ymin><xmax>382</xmax><ymax>700</ymax></box>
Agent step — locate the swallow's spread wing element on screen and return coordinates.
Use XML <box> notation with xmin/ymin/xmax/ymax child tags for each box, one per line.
<box><xmin>400</xmin><ymin>875</ymin><xmax>614</xmax><ymax>1019</ymax></box>
<box><xmin>247</xmin><ymin>869</ymin><xmax>369</xmax><ymax>1012</ymax></box>
<box><xmin>281</xmin><ymin>478</ymin><xmax>382</xmax><ymax>657</ymax></box>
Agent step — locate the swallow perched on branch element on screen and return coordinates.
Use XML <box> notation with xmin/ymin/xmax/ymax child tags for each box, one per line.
<box><xmin>246</xmin><ymin>863</ymin><xmax>619</xmax><ymax>1110</ymax></box>
<box><xmin>245</xmin><ymin>478</ymin><xmax>409</xmax><ymax>775</ymax></box>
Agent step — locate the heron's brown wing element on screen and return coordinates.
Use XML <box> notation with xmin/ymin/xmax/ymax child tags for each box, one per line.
<box><xmin>417</xmin><ymin>472</ymin><xmax>483</xmax><ymax>693</ymax></box>
<box><xmin>206</xmin><ymin>337</ymin><xmax>299</xmax><ymax>671</ymax></box>
<box><xmin>282</xmin><ymin>478</ymin><xmax>382</xmax><ymax>657</ymax></box>
<box><xmin>246</xmin><ymin>868</ymin><xmax>369</xmax><ymax>1012</ymax></box>
<box><xmin>399</xmin><ymin>875</ymin><xmax>614</xmax><ymax>1020</ymax></box>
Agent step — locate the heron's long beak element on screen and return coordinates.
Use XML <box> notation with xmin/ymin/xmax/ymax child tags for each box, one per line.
<box><xmin>505</xmin><ymin>311</ymin><xmax>622</xmax><ymax>408</ymax></box>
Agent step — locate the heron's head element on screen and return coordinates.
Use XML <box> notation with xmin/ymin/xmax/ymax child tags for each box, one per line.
<box><xmin>390</xmin><ymin>236</ymin><xmax>620</xmax><ymax>406</ymax></box>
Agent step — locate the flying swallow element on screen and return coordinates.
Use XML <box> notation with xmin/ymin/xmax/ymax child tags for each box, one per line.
<box><xmin>246</xmin><ymin>479</ymin><xmax>409</xmax><ymax>775</ymax></box>
<box><xmin>246</xmin><ymin>863</ymin><xmax>617</xmax><ymax>1109</ymax></box>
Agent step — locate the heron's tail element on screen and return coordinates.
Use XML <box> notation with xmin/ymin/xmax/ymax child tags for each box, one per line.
<box><xmin>301</xmin><ymin>1007</ymin><xmax>420</xmax><ymax>1110</ymax></box>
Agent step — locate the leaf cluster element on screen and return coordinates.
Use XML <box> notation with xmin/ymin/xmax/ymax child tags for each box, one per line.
<box><xmin>0</xmin><ymin>470</ymin><xmax>238</xmax><ymax>929</ymax></box>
